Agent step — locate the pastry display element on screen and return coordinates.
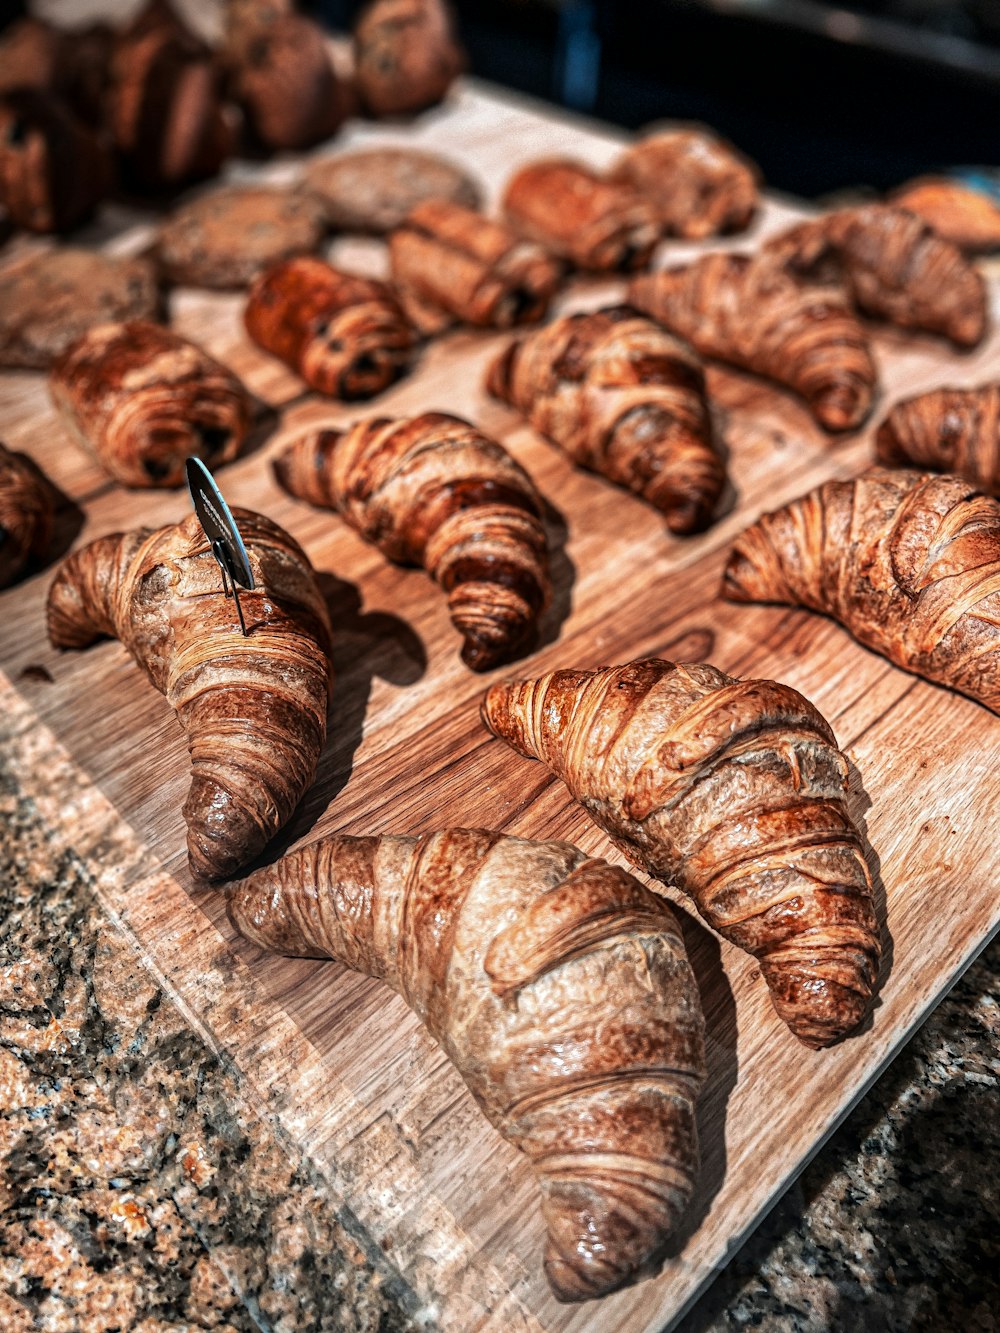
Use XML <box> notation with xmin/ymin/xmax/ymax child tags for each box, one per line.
<box><xmin>628</xmin><ymin>254</ymin><xmax>877</xmax><ymax>432</ymax></box>
<box><xmin>0</xmin><ymin>443</ymin><xmax>54</xmax><ymax>588</ymax></box>
<box><xmin>876</xmin><ymin>383</ymin><xmax>1000</xmax><ymax>495</ymax></box>
<box><xmin>503</xmin><ymin>159</ymin><xmax>660</xmax><ymax>272</ymax></box>
<box><xmin>609</xmin><ymin>126</ymin><xmax>760</xmax><ymax>239</ymax></box>
<box><xmin>244</xmin><ymin>257</ymin><xmax>417</xmax><ymax>397</ymax></box>
<box><xmin>274</xmin><ymin>412</ymin><xmax>550</xmax><ymax>669</ymax></box>
<box><xmin>49</xmin><ymin>321</ymin><xmax>253</xmax><ymax>489</ymax></box>
<box><xmin>486</xmin><ymin>305</ymin><xmax>726</xmax><ymax>534</ymax></box>
<box><xmin>0</xmin><ymin>90</ymin><xmax>112</xmax><ymax>233</ymax></box>
<box><xmin>889</xmin><ymin>176</ymin><xmax>1000</xmax><ymax>254</ymax></box>
<box><xmin>302</xmin><ymin>146</ymin><xmax>481</xmax><ymax>235</ymax></box>
<box><xmin>0</xmin><ymin>249</ymin><xmax>159</xmax><ymax>370</ymax></box>
<box><xmin>229</xmin><ymin>827</ymin><xmax>706</xmax><ymax>1301</ymax></box>
<box><xmin>0</xmin><ymin>17</ymin><xmax>66</xmax><ymax>97</ymax></box>
<box><xmin>353</xmin><ymin>0</ymin><xmax>464</xmax><ymax>118</ymax></box>
<box><xmin>723</xmin><ymin>468</ymin><xmax>1000</xmax><ymax>714</ymax></box>
<box><xmin>763</xmin><ymin>204</ymin><xmax>988</xmax><ymax>349</ymax></box>
<box><xmin>388</xmin><ymin>198</ymin><xmax>563</xmax><ymax>334</ymax></box>
<box><xmin>46</xmin><ymin>510</ymin><xmax>334</xmax><ymax>881</ymax></box>
<box><xmin>483</xmin><ymin>659</ymin><xmax>882</xmax><ymax>1047</ymax></box>
<box><xmin>156</xmin><ymin>185</ymin><xmax>328</xmax><ymax>289</ymax></box>
<box><xmin>107</xmin><ymin>0</ymin><xmax>234</xmax><ymax>191</ymax></box>
<box><xmin>225</xmin><ymin>10</ymin><xmax>347</xmax><ymax>150</ymax></box>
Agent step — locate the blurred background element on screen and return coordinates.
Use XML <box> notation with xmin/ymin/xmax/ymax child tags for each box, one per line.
<box><xmin>318</xmin><ymin>0</ymin><xmax>1000</xmax><ymax>199</ymax></box>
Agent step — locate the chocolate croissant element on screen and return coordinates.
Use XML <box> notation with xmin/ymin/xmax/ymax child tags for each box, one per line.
<box><xmin>486</xmin><ymin>305</ymin><xmax>725</xmax><ymax>535</ymax></box>
<box><xmin>0</xmin><ymin>442</ymin><xmax>54</xmax><ymax>588</ymax></box>
<box><xmin>609</xmin><ymin>127</ymin><xmax>760</xmax><ymax>239</ymax></box>
<box><xmin>245</xmin><ymin>257</ymin><xmax>417</xmax><ymax>399</ymax></box>
<box><xmin>47</xmin><ymin>511</ymin><xmax>333</xmax><ymax>880</ymax></box>
<box><xmin>353</xmin><ymin>0</ymin><xmax>464</xmax><ymax>118</ymax></box>
<box><xmin>229</xmin><ymin>828</ymin><xmax>706</xmax><ymax>1302</ymax></box>
<box><xmin>483</xmin><ymin>659</ymin><xmax>882</xmax><ymax>1048</ymax></box>
<box><xmin>723</xmin><ymin>468</ymin><xmax>1000</xmax><ymax>714</ymax></box>
<box><xmin>503</xmin><ymin>159</ymin><xmax>660</xmax><ymax>273</ymax></box>
<box><xmin>50</xmin><ymin>321</ymin><xmax>253</xmax><ymax>489</ymax></box>
<box><xmin>0</xmin><ymin>90</ymin><xmax>112</xmax><ymax>233</ymax></box>
<box><xmin>388</xmin><ymin>198</ymin><xmax>563</xmax><ymax>335</ymax></box>
<box><xmin>876</xmin><ymin>384</ymin><xmax>1000</xmax><ymax>496</ymax></box>
<box><xmin>889</xmin><ymin>177</ymin><xmax>1000</xmax><ymax>255</ymax></box>
<box><xmin>763</xmin><ymin>204</ymin><xmax>988</xmax><ymax>349</ymax></box>
<box><xmin>274</xmin><ymin>412</ymin><xmax>550</xmax><ymax>669</ymax></box>
<box><xmin>628</xmin><ymin>254</ymin><xmax>877</xmax><ymax>432</ymax></box>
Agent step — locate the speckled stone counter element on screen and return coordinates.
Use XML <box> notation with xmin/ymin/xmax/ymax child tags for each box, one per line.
<box><xmin>3</xmin><ymin>734</ymin><xmax>997</xmax><ymax>1333</ymax></box>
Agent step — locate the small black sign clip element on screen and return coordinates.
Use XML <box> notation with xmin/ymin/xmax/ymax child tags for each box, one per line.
<box><xmin>185</xmin><ymin>457</ymin><xmax>256</xmax><ymax>637</ymax></box>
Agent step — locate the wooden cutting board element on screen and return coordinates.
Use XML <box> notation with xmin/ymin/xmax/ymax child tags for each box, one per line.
<box><xmin>2</xmin><ymin>78</ymin><xmax>999</xmax><ymax>1333</ymax></box>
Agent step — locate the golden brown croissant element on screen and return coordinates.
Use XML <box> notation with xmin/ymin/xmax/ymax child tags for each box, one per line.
<box><xmin>49</xmin><ymin>321</ymin><xmax>253</xmax><ymax>489</ymax></box>
<box><xmin>388</xmin><ymin>198</ymin><xmax>563</xmax><ymax>335</ymax></box>
<box><xmin>47</xmin><ymin>510</ymin><xmax>333</xmax><ymax>880</ymax></box>
<box><xmin>353</xmin><ymin>0</ymin><xmax>464</xmax><ymax>118</ymax></box>
<box><xmin>628</xmin><ymin>254</ymin><xmax>878</xmax><ymax>432</ymax></box>
<box><xmin>483</xmin><ymin>659</ymin><xmax>882</xmax><ymax>1048</ymax></box>
<box><xmin>228</xmin><ymin>827</ymin><xmax>706</xmax><ymax>1302</ymax></box>
<box><xmin>888</xmin><ymin>177</ymin><xmax>1000</xmax><ymax>255</ymax></box>
<box><xmin>876</xmin><ymin>384</ymin><xmax>1000</xmax><ymax>496</ymax></box>
<box><xmin>763</xmin><ymin>204</ymin><xmax>988</xmax><ymax>348</ymax></box>
<box><xmin>486</xmin><ymin>304</ymin><xmax>725</xmax><ymax>535</ymax></box>
<box><xmin>0</xmin><ymin>442</ymin><xmax>54</xmax><ymax>588</ymax></box>
<box><xmin>244</xmin><ymin>257</ymin><xmax>417</xmax><ymax>399</ymax></box>
<box><xmin>273</xmin><ymin>412</ymin><xmax>550</xmax><ymax>669</ymax></box>
<box><xmin>609</xmin><ymin>127</ymin><xmax>760</xmax><ymax>239</ymax></box>
<box><xmin>503</xmin><ymin>159</ymin><xmax>660</xmax><ymax>272</ymax></box>
<box><xmin>723</xmin><ymin>467</ymin><xmax>1000</xmax><ymax>714</ymax></box>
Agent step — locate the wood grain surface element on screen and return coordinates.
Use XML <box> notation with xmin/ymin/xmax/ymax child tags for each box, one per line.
<box><xmin>2</xmin><ymin>78</ymin><xmax>999</xmax><ymax>1333</ymax></box>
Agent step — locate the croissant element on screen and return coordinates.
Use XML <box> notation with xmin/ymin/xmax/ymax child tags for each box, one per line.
<box><xmin>388</xmin><ymin>198</ymin><xmax>563</xmax><ymax>335</ymax></box>
<box><xmin>50</xmin><ymin>321</ymin><xmax>253</xmax><ymax>489</ymax></box>
<box><xmin>483</xmin><ymin>659</ymin><xmax>882</xmax><ymax>1048</ymax></box>
<box><xmin>609</xmin><ymin>127</ymin><xmax>760</xmax><ymax>239</ymax></box>
<box><xmin>502</xmin><ymin>159</ymin><xmax>660</xmax><ymax>273</ymax></box>
<box><xmin>0</xmin><ymin>90</ymin><xmax>112</xmax><ymax>233</ymax></box>
<box><xmin>244</xmin><ymin>257</ymin><xmax>417</xmax><ymax>399</ymax></box>
<box><xmin>0</xmin><ymin>442</ymin><xmax>54</xmax><ymax>588</ymax></box>
<box><xmin>723</xmin><ymin>467</ymin><xmax>1000</xmax><ymax>714</ymax></box>
<box><xmin>353</xmin><ymin>0</ymin><xmax>464</xmax><ymax>118</ymax></box>
<box><xmin>888</xmin><ymin>177</ymin><xmax>1000</xmax><ymax>255</ymax></box>
<box><xmin>229</xmin><ymin>828</ymin><xmax>706</xmax><ymax>1302</ymax></box>
<box><xmin>46</xmin><ymin>510</ymin><xmax>333</xmax><ymax>880</ymax></box>
<box><xmin>486</xmin><ymin>304</ymin><xmax>725</xmax><ymax>535</ymax></box>
<box><xmin>763</xmin><ymin>204</ymin><xmax>988</xmax><ymax>349</ymax></box>
<box><xmin>875</xmin><ymin>384</ymin><xmax>1000</xmax><ymax>497</ymax></box>
<box><xmin>628</xmin><ymin>254</ymin><xmax>877</xmax><ymax>432</ymax></box>
<box><xmin>274</xmin><ymin>412</ymin><xmax>550</xmax><ymax>669</ymax></box>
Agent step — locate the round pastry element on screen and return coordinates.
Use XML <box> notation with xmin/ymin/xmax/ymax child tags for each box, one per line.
<box><xmin>0</xmin><ymin>90</ymin><xmax>112</xmax><ymax>233</ymax></box>
<box><xmin>353</xmin><ymin>0</ymin><xmax>464</xmax><ymax>118</ymax></box>
<box><xmin>157</xmin><ymin>185</ymin><xmax>328</xmax><ymax>289</ymax></box>
<box><xmin>0</xmin><ymin>249</ymin><xmax>159</xmax><ymax>370</ymax></box>
<box><xmin>302</xmin><ymin>146</ymin><xmax>481</xmax><ymax>234</ymax></box>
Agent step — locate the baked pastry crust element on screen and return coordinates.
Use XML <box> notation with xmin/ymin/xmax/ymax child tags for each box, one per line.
<box><xmin>0</xmin><ymin>90</ymin><xmax>112</xmax><ymax>233</ymax></box>
<box><xmin>47</xmin><ymin>509</ymin><xmax>334</xmax><ymax>881</ymax></box>
<box><xmin>876</xmin><ymin>384</ymin><xmax>1000</xmax><ymax>497</ymax></box>
<box><xmin>230</xmin><ymin>827</ymin><xmax>706</xmax><ymax>1302</ymax></box>
<box><xmin>353</xmin><ymin>0</ymin><xmax>464</xmax><ymax>117</ymax></box>
<box><xmin>274</xmin><ymin>412</ymin><xmax>551</xmax><ymax>669</ymax></box>
<box><xmin>487</xmin><ymin>305</ymin><xmax>726</xmax><ymax>534</ymax></box>
<box><xmin>628</xmin><ymin>254</ymin><xmax>877</xmax><ymax>432</ymax></box>
<box><xmin>389</xmin><ymin>198</ymin><xmax>563</xmax><ymax>333</ymax></box>
<box><xmin>0</xmin><ymin>442</ymin><xmax>54</xmax><ymax>588</ymax></box>
<box><xmin>889</xmin><ymin>176</ymin><xmax>1000</xmax><ymax>255</ymax></box>
<box><xmin>503</xmin><ymin>158</ymin><xmax>660</xmax><ymax>272</ymax></box>
<box><xmin>157</xmin><ymin>185</ymin><xmax>328</xmax><ymax>289</ymax></box>
<box><xmin>724</xmin><ymin>467</ymin><xmax>1000</xmax><ymax>714</ymax></box>
<box><xmin>50</xmin><ymin>320</ymin><xmax>253</xmax><ymax>489</ymax></box>
<box><xmin>610</xmin><ymin>126</ymin><xmax>760</xmax><ymax>239</ymax></box>
<box><xmin>303</xmin><ymin>146</ymin><xmax>481</xmax><ymax>234</ymax></box>
<box><xmin>483</xmin><ymin>658</ymin><xmax>882</xmax><ymax>1048</ymax></box>
<box><xmin>244</xmin><ymin>256</ymin><xmax>417</xmax><ymax>398</ymax></box>
<box><xmin>0</xmin><ymin>249</ymin><xmax>159</xmax><ymax>370</ymax></box>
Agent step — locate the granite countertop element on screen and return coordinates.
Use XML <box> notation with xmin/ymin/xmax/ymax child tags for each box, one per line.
<box><xmin>2</xmin><ymin>740</ymin><xmax>997</xmax><ymax>1333</ymax></box>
